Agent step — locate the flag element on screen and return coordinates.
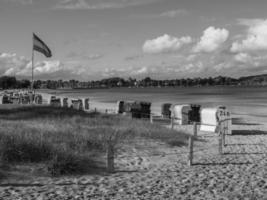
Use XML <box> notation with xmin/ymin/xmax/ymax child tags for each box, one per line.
<box><xmin>33</xmin><ymin>33</ymin><xmax>52</xmax><ymax>58</ymax></box>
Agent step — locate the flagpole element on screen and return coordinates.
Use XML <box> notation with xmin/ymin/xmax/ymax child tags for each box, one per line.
<box><xmin>32</xmin><ymin>35</ymin><xmax>34</xmax><ymax>92</ymax></box>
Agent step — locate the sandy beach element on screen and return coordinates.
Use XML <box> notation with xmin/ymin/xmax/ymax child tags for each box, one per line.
<box><xmin>2</xmin><ymin>0</ymin><xmax>267</xmax><ymax>197</ymax></box>
<box><xmin>0</xmin><ymin>110</ymin><xmax>266</xmax><ymax>199</ymax></box>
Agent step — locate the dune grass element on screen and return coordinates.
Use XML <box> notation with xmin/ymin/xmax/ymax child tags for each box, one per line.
<box><xmin>0</xmin><ymin>106</ymin><xmax>188</xmax><ymax>176</ymax></box>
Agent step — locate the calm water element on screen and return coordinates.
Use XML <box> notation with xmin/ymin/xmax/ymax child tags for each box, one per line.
<box><xmin>46</xmin><ymin>86</ymin><xmax>267</xmax><ymax>117</ymax></box>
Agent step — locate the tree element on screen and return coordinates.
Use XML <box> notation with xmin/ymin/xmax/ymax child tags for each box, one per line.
<box><xmin>0</xmin><ymin>76</ymin><xmax>17</xmax><ymax>89</ymax></box>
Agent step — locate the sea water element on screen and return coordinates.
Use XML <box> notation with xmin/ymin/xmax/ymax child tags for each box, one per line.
<box><xmin>43</xmin><ymin>86</ymin><xmax>267</xmax><ymax>118</ymax></box>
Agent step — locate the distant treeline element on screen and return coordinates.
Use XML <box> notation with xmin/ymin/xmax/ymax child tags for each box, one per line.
<box><xmin>1</xmin><ymin>74</ymin><xmax>267</xmax><ymax>90</ymax></box>
<box><xmin>0</xmin><ymin>76</ymin><xmax>30</xmax><ymax>89</ymax></box>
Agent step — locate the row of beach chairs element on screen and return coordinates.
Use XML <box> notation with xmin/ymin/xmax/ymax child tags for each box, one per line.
<box><xmin>116</xmin><ymin>100</ymin><xmax>231</xmax><ymax>133</ymax></box>
<box><xmin>47</xmin><ymin>96</ymin><xmax>90</xmax><ymax>111</ymax></box>
<box><xmin>0</xmin><ymin>92</ymin><xmax>90</xmax><ymax>112</ymax></box>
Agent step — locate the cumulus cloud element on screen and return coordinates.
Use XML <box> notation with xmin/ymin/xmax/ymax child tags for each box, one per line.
<box><xmin>193</xmin><ymin>27</ymin><xmax>229</xmax><ymax>53</ymax></box>
<box><xmin>143</xmin><ymin>34</ymin><xmax>192</xmax><ymax>54</ymax></box>
<box><xmin>0</xmin><ymin>53</ymin><xmax>29</xmax><ymax>75</ymax></box>
<box><xmin>0</xmin><ymin>52</ymin><xmax>71</xmax><ymax>79</ymax></box>
<box><xmin>231</xmin><ymin>19</ymin><xmax>267</xmax><ymax>53</ymax></box>
<box><xmin>54</xmin><ymin>0</ymin><xmax>158</xmax><ymax>10</ymax></box>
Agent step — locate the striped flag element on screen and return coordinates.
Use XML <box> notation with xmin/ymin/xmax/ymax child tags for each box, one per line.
<box><xmin>33</xmin><ymin>33</ymin><xmax>52</xmax><ymax>58</ymax></box>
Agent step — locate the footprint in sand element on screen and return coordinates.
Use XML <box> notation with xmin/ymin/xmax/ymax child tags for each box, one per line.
<box><xmin>137</xmin><ymin>157</ymin><xmax>143</xmax><ymax>165</ymax></box>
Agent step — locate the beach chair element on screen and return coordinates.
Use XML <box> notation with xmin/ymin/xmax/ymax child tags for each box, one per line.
<box><xmin>140</xmin><ymin>101</ymin><xmax>151</xmax><ymax>118</ymax></box>
<box><xmin>161</xmin><ymin>103</ymin><xmax>172</xmax><ymax>118</ymax></box>
<box><xmin>131</xmin><ymin>102</ymin><xmax>142</xmax><ymax>118</ymax></box>
<box><xmin>50</xmin><ymin>96</ymin><xmax>61</xmax><ymax>107</ymax></box>
<box><xmin>70</xmin><ymin>99</ymin><xmax>82</xmax><ymax>110</ymax></box>
<box><xmin>116</xmin><ymin>101</ymin><xmax>125</xmax><ymax>114</ymax></box>
<box><xmin>2</xmin><ymin>95</ymin><xmax>10</xmax><ymax>104</ymax></box>
<box><xmin>34</xmin><ymin>94</ymin><xmax>43</xmax><ymax>104</ymax></box>
<box><xmin>189</xmin><ymin>104</ymin><xmax>201</xmax><ymax>123</ymax></box>
<box><xmin>84</xmin><ymin>98</ymin><xmax>90</xmax><ymax>111</ymax></box>
<box><xmin>63</xmin><ymin>98</ymin><xmax>68</xmax><ymax>108</ymax></box>
<box><xmin>124</xmin><ymin>101</ymin><xmax>135</xmax><ymax>113</ymax></box>
<box><xmin>171</xmin><ymin>104</ymin><xmax>192</xmax><ymax>125</ymax></box>
<box><xmin>200</xmin><ymin>106</ymin><xmax>231</xmax><ymax>133</ymax></box>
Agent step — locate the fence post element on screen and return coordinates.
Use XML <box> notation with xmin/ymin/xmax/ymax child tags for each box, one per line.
<box><xmin>193</xmin><ymin>122</ymin><xmax>197</xmax><ymax>138</ymax></box>
<box><xmin>218</xmin><ymin>123</ymin><xmax>223</xmax><ymax>155</ymax></box>
<box><xmin>150</xmin><ymin>113</ymin><xmax>153</xmax><ymax>124</ymax></box>
<box><xmin>188</xmin><ymin>136</ymin><xmax>194</xmax><ymax>166</ymax></box>
<box><xmin>171</xmin><ymin>117</ymin><xmax>174</xmax><ymax>129</ymax></box>
<box><xmin>222</xmin><ymin>122</ymin><xmax>226</xmax><ymax>146</ymax></box>
<box><xmin>94</xmin><ymin>108</ymin><xmax>97</xmax><ymax>113</ymax></box>
<box><xmin>105</xmin><ymin>109</ymin><xmax>108</xmax><ymax>114</ymax></box>
<box><xmin>107</xmin><ymin>143</ymin><xmax>115</xmax><ymax>173</ymax></box>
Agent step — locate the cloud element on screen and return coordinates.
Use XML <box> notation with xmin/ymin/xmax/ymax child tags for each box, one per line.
<box><xmin>0</xmin><ymin>52</ymin><xmax>73</xmax><ymax>79</ymax></box>
<box><xmin>130</xmin><ymin>9</ymin><xmax>188</xmax><ymax>19</ymax></box>
<box><xmin>54</xmin><ymin>0</ymin><xmax>158</xmax><ymax>10</ymax></box>
<box><xmin>85</xmin><ymin>54</ymin><xmax>103</xmax><ymax>60</ymax></box>
<box><xmin>0</xmin><ymin>53</ymin><xmax>29</xmax><ymax>75</ymax></box>
<box><xmin>237</xmin><ymin>18</ymin><xmax>263</xmax><ymax>26</ymax></box>
<box><xmin>193</xmin><ymin>26</ymin><xmax>229</xmax><ymax>53</ymax></box>
<box><xmin>67</xmin><ymin>51</ymin><xmax>103</xmax><ymax>60</ymax></box>
<box><xmin>136</xmin><ymin>67</ymin><xmax>148</xmax><ymax>74</ymax></box>
<box><xmin>143</xmin><ymin>34</ymin><xmax>192</xmax><ymax>54</ymax></box>
<box><xmin>231</xmin><ymin>19</ymin><xmax>267</xmax><ymax>53</ymax></box>
<box><xmin>4</xmin><ymin>0</ymin><xmax>33</xmax><ymax>5</ymax></box>
<box><xmin>34</xmin><ymin>61</ymin><xmax>64</xmax><ymax>75</ymax></box>
<box><xmin>125</xmin><ymin>55</ymin><xmax>142</xmax><ymax>61</ymax></box>
<box><xmin>234</xmin><ymin>53</ymin><xmax>253</xmax><ymax>64</ymax></box>
<box><xmin>159</xmin><ymin>9</ymin><xmax>188</xmax><ymax>18</ymax></box>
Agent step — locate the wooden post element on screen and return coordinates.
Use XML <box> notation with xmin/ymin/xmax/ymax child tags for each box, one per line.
<box><xmin>223</xmin><ymin>130</ymin><xmax>226</xmax><ymax>146</ymax></box>
<box><xmin>107</xmin><ymin>143</ymin><xmax>115</xmax><ymax>173</ymax></box>
<box><xmin>222</xmin><ymin>122</ymin><xmax>226</xmax><ymax>146</ymax></box>
<box><xmin>150</xmin><ymin>113</ymin><xmax>153</xmax><ymax>124</ymax></box>
<box><xmin>171</xmin><ymin>117</ymin><xmax>174</xmax><ymax>129</ymax></box>
<box><xmin>193</xmin><ymin>122</ymin><xmax>197</xmax><ymax>138</ymax></box>
<box><xmin>218</xmin><ymin>134</ymin><xmax>222</xmax><ymax>155</ymax></box>
<box><xmin>94</xmin><ymin>108</ymin><xmax>97</xmax><ymax>113</ymax></box>
<box><xmin>188</xmin><ymin>136</ymin><xmax>193</xmax><ymax>166</ymax></box>
<box><xmin>218</xmin><ymin>122</ymin><xmax>223</xmax><ymax>155</ymax></box>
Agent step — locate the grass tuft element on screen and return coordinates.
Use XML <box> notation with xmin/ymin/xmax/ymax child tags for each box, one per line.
<box><xmin>0</xmin><ymin>106</ymin><xmax>188</xmax><ymax>176</ymax></box>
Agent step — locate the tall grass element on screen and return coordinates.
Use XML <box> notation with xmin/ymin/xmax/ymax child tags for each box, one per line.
<box><xmin>0</xmin><ymin>106</ymin><xmax>188</xmax><ymax>175</ymax></box>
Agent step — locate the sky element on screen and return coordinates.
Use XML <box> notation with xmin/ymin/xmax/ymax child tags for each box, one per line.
<box><xmin>1</xmin><ymin>0</ymin><xmax>267</xmax><ymax>80</ymax></box>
